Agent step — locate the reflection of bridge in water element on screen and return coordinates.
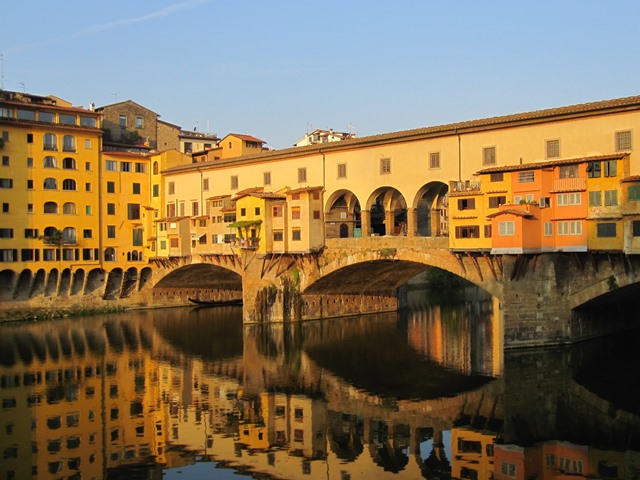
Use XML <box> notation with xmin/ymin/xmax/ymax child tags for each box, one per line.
<box><xmin>2</xmin><ymin>311</ymin><xmax>640</xmax><ymax>479</ymax></box>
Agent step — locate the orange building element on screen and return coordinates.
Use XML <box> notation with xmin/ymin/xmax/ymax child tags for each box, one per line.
<box><xmin>451</xmin><ymin>154</ymin><xmax>632</xmax><ymax>255</ymax></box>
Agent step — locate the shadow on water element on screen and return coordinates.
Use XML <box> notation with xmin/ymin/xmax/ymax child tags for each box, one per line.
<box><xmin>153</xmin><ymin>305</ymin><xmax>244</xmax><ymax>361</ymax></box>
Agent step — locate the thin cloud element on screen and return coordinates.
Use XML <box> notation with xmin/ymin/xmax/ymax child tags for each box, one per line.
<box><xmin>72</xmin><ymin>0</ymin><xmax>211</xmax><ymax>37</ymax></box>
<box><xmin>4</xmin><ymin>0</ymin><xmax>210</xmax><ymax>54</ymax></box>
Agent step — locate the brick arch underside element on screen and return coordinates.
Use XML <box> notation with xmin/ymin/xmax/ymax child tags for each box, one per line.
<box><xmin>154</xmin><ymin>264</ymin><xmax>242</xmax><ymax>290</ymax></box>
<box><xmin>304</xmin><ymin>260</ymin><xmax>430</xmax><ymax>295</ymax></box>
<box><xmin>303</xmin><ymin>259</ymin><xmax>499</xmax><ymax>298</ymax></box>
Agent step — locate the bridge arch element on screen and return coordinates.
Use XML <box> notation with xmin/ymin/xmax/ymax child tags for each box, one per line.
<box><xmin>413</xmin><ymin>181</ymin><xmax>449</xmax><ymax>237</ymax></box>
<box><xmin>153</xmin><ymin>263</ymin><xmax>243</xmax><ymax>291</ymax></box>
<box><xmin>366</xmin><ymin>187</ymin><xmax>407</xmax><ymax>237</ymax></box>
<box><xmin>324</xmin><ymin>189</ymin><xmax>362</xmax><ymax>238</ymax></box>
<box><xmin>303</xmin><ymin>241</ymin><xmax>503</xmax><ymax>300</ymax></box>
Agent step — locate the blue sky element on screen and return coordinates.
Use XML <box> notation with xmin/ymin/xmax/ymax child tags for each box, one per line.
<box><xmin>2</xmin><ymin>0</ymin><xmax>639</xmax><ymax>149</ymax></box>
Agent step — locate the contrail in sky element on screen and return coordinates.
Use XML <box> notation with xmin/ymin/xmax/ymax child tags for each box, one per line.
<box><xmin>5</xmin><ymin>0</ymin><xmax>210</xmax><ymax>54</ymax></box>
<box><xmin>72</xmin><ymin>0</ymin><xmax>211</xmax><ymax>37</ymax></box>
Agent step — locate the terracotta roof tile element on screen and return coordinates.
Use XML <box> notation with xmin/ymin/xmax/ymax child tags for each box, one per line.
<box><xmin>477</xmin><ymin>153</ymin><xmax>628</xmax><ymax>175</ymax></box>
<box><xmin>164</xmin><ymin>95</ymin><xmax>640</xmax><ymax>175</ymax></box>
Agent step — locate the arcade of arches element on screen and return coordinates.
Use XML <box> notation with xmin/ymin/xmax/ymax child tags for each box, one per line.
<box><xmin>324</xmin><ymin>183</ymin><xmax>448</xmax><ymax>239</ymax></box>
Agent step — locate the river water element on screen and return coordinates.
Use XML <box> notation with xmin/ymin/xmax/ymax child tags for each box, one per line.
<box><xmin>1</xmin><ymin>289</ymin><xmax>639</xmax><ymax>480</ymax></box>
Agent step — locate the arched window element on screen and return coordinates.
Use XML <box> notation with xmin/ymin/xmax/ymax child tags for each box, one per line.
<box><xmin>153</xmin><ymin>162</ymin><xmax>159</xmax><ymax>175</ymax></box>
<box><xmin>62</xmin><ymin>135</ymin><xmax>76</xmax><ymax>152</ymax></box>
<box><xmin>62</xmin><ymin>227</ymin><xmax>77</xmax><ymax>244</ymax></box>
<box><xmin>44</xmin><ymin>178</ymin><xmax>58</xmax><ymax>190</ymax></box>
<box><xmin>62</xmin><ymin>202</ymin><xmax>76</xmax><ymax>214</ymax></box>
<box><xmin>62</xmin><ymin>157</ymin><xmax>76</xmax><ymax>170</ymax></box>
<box><xmin>62</xmin><ymin>179</ymin><xmax>76</xmax><ymax>191</ymax></box>
<box><xmin>43</xmin><ymin>226</ymin><xmax>57</xmax><ymax>237</ymax></box>
<box><xmin>43</xmin><ymin>133</ymin><xmax>57</xmax><ymax>151</ymax></box>
<box><xmin>104</xmin><ymin>247</ymin><xmax>116</xmax><ymax>262</ymax></box>
<box><xmin>44</xmin><ymin>202</ymin><xmax>58</xmax><ymax>214</ymax></box>
<box><xmin>43</xmin><ymin>156</ymin><xmax>57</xmax><ymax>168</ymax></box>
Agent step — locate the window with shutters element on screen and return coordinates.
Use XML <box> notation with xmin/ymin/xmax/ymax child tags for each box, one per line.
<box><xmin>589</xmin><ymin>191</ymin><xmax>602</xmax><ymax>206</ymax></box>
<box><xmin>429</xmin><ymin>152</ymin><xmax>440</xmax><ymax>169</ymax></box>
<box><xmin>604</xmin><ymin>160</ymin><xmax>617</xmax><ymax>177</ymax></box>
<box><xmin>546</xmin><ymin>139</ymin><xmax>560</xmax><ymax>158</ymax></box>
<box><xmin>499</xmin><ymin>221</ymin><xmax>515</xmax><ymax>236</ymax></box>
<box><xmin>457</xmin><ymin>198</ymin><xmax>475</xmax><ymax>210</ymax></box>
<box><xmin>488</xmin><ymin>196</ymin><xmax>506</xmax><ymax>208</ymax></box>
<box><xmin>604</xmin><ymin>190</ymin><xmax>618</xmax><ymax>206</ymax></box>
<box><xmin>380</xmin><ymin>158</ymin><xmax>391</xmax><ymax>174</ymax></box>
<box><xmin>455</xmin><ymin>226</ymin><xmax>479</xmax><ymax>238</ymax></box>
<box><xmin>482</xmin><ymin>147</ymin><xmax>496</xmax><ymax>165</ymax></box>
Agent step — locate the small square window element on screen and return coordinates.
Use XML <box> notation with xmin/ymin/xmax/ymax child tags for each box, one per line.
<box><xmin>429</xmin><ymin>152</ymin><xmax>440</xmax><ymax>169</ymax></box>
<box><xmin>616</xmin><ymin>130</ymin><xmax>632</xmax><ymax>151</ymax></box>
<box><xmin>482</xmin><ymin>147</ymin><xmax>496</xmax><ymax>165</ymax></box>
<box><xmin>546</xmin><ymin>139</ymin><xmax>560</xmax><ymax>158</ymax></box>
<box><xmin>337</xmin><ymin>163</ymin><xmax>347</xmax><ymax>178</ymax></box>
<box><xmin>380</xmin><ymin>158</ymin><xmax>391</xmax><ymax>174</ymax></box>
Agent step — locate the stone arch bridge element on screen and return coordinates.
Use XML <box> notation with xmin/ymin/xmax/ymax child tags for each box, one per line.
<box><xmin>148</xmin><ymin>236</ymin><xmax>640</xmax><ymax>348</ymax></box>
<box><xmin>2</xmin><ymin>235</ymin><xmax>640</xmax><ymax>347</ymax></box>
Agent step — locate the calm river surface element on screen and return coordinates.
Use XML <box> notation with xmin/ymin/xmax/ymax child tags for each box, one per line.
<box><xmin>1</xmin><ymin>289</ymin><xmax>639</xmax><ymax>480</ymax></box>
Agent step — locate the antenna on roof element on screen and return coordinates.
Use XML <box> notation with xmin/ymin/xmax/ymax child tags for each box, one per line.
<box><xmin>111</xmin><ymin>92</ymin><xmax>118</xmax><ymax>102</ymax></box>
<box><xmin>18</xmin><ymin>82</ymin><xmax>26</xmax><ymax>93</ymax></box>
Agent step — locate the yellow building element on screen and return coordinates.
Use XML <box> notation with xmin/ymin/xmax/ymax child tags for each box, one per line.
<box><xmin>0</xmin><ymin>90</ymin><xmax>102</xmax><ymax>294</ymax></box>
<box><xmin>147</xmin><ymin>150</ymin><xmax>193</xmax><ymax>258</ymax></box>
<box><xmin>620</xmin><ymin>175</ymin><xmax>640</xmax><ymax>253</ymax></box>
<box><xmin>585</xmin><ymin>155</ymin><xmax>629</xmax><ymax>251</ymax></box>
<box><xmin>232</xmin><ymin>191</ymin><xmax>286</xmax><ymax>254</ymax></box>
<box><xmin>285</xmin><ymin>186</ymin><xmax>325</xmax><ymax>253</ymax></box>
<box><xmin>194</xmin><ymin>133</ymin><xmax>266</xmax><ymax>161</ymax></box>
<box><xmin>101</xmin><ymin>150</ymin><xmax>151</xmax><ymax>266</ymax></box>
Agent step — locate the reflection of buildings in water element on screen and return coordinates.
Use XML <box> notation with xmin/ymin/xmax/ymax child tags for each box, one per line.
<box><xmin>406</xmin><ymin>298</ymin><xmax>499</xmax><ymax>376</ymax></box>
<box><xmin>1</xmin><ymin>314</ymin><xmax>505</xmax><ymax>479</ymax></box>
<box><xmin>451</xmin><ymin>428</ymin><xmax>496</xmax><ymax>480</ymax></box>
<box><xmin>0</xmin><ymin>319</ymin><xmax>165</xmax><ymax>479</ymax></box>
<box><xmin>494</xmin><ymin>440</ymin><xmax>640</xmax><ymax>480</ymax></box>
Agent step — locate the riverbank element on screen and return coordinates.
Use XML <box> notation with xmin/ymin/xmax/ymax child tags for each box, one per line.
<box><xmin>0</xmin><ymin>305</ymin><xmax>127</xmax><ymax>323</ymax></box>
